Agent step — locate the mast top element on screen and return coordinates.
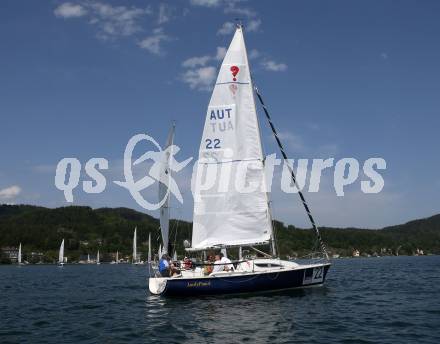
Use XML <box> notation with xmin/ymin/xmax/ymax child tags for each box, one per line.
<box><xmin>235</xmin><ymin>18</ymin><xmax>243</xmax><ymax>29</ymax></box>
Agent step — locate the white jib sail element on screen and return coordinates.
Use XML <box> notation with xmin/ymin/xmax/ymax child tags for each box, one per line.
<box><xmin>133</xmin><ymin>227</ymin><xmax>137</xmax><ymax>263</ymax></box>
<box><xmin>18</xmin><ymin>243</ymin><xmax>22</xmax><ymax>264</ymax></box>
<box><xmin>159</xmin><ymin>124</ymin><xmax>175</xmax><ymax>254</ymax></box>
<box><xmin>59</xmin><ymin>239</ymin><xmax>64</xmax><ymax>263</ymax></box>
<box><xmin>191</xmin><ymin>26</ymin><xmax>272</xmax><ymax>250</ymax></box>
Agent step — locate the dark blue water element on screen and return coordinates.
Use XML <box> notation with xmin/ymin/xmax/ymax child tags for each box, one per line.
<box><xmin>1</xmin><ymin>256</ymin><xmax>439</xmax><ymax>344</ymax></box>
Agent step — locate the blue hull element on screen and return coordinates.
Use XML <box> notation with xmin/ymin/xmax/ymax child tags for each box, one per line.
<box><xmin>158</xmin><ymin>263</ymin><xmax>331</xmax><ymax>297</ymax></box>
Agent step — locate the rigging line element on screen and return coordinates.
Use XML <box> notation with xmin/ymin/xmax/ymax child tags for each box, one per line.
<box><xmin>253</xmin><ymin>85</ymin><xmax>329</xmax><ymax>260</ymax></box>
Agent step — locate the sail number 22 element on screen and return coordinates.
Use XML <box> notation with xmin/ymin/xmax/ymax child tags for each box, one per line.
<box><xmin>205</xmin><ymin>138</ymin><xmax>221</xmax><ymax>149</ymax></box>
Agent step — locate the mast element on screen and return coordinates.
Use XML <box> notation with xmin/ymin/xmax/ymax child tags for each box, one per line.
<box><xmin>159</xmin><ymin>123</ymin><xmax>175</xmax><ymax>254</ymax></box>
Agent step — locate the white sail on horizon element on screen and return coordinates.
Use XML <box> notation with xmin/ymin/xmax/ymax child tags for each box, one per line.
<box><xmin>116</xmin><ymin>250</ymin><xmax>119</xmax><ymax>264</ymax></box>
<box><xmin>97</xmin><ymin>250</ymin><xmax>100</xmax><ymax>264</ymax></box>
<box><xmin>58</xmin><ymin>239</ymin><xmax>64</xmax><ymax>264</ymax></box>
<box><xmin>159</xmin><ymin>124</ymin><xmax>175</xmax><ymax>254</ymax></box>
<box><xmin>133</xmin><ymin>227</ymin><xmax>137</xmax><ymax>263</ymax></box>
<box><xmin>191</xmin><ymin>26</ymin><xmax>273</xmax><ymax>250</ymax></box>
<box><xmin>18</xmin><ymin>243</ymin><xmax>22</xmax><ymax>264</ymax></box>
<box><xmin>148</xmin><ymin>233</ymin><xmax>151</xmax><ymax>264</ymax></box>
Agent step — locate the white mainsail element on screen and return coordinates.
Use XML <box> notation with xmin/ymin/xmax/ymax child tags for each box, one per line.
<box><xmin>133</xmin><ymin>227</ymin><xmax>138</xmax><ymax>263</ymax></box>
<box><xmin>58</xmin><ymin>239</ymin><xmax>64</xmax><ymax>264</ymax></box>
<box><xmin>159</xmin><ymin>124</ymin><xmax>175</xmax><ymax>254</ymax></box>
<box><xmin>191</xmin><ymin>26</ymin><xmax>273</xmax><ymax>250</ymax></box>
<box><xmin>18</xmin><ymin>243</ymin><xmax>22</xmax><ymax>264</ymax></box>
<box><xmin>97</xmin><ymin>250</ymin><xmax>100</xmax><ymax>264</ymax></box>
<box><xmin>116</xmin><ymin>250</ymin><xmax>119</xmax><ymax>264</ymax></box>
<box><xmin>87</xmin><ymin>254</ymin><xmax>90</xmax><ymax>263</ymax></box>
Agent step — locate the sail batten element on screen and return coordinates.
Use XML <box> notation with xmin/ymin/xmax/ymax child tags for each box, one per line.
<box><xmin>191</xmin><ymin>26</ymin><xmax>272</xmax><ymax>250</ymax></box>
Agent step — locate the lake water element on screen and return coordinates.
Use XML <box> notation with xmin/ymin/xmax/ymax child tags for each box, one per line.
<box><xmin>1</xmin><ymin>256</ymin><xmax>439</xmax><ymax>343</ymax></box>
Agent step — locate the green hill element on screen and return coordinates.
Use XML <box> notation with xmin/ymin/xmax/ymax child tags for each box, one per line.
<box><xmin>0</xmin><ymin>204</ymin><xmax>439</xmax><ymax>263</ymax></box>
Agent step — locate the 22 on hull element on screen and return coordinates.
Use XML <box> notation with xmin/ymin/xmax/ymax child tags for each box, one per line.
<box><xmin>149</xmin><ymin>263</ymin><xmax>331</xmax><ymax>297</ymax></box>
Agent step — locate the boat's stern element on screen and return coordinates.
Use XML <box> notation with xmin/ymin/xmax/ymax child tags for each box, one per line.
<box><xmin>148</xmin><ymin>277</ymin><xmax>168</xmax><ymax>295</ymax></box>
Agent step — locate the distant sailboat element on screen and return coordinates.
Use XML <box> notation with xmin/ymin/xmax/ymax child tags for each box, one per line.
<box><xmin>173</xmin><ymin>250</ymin><xmax>177</xmax><ymax>261</ymax></box>
<box><xmin>97</xmin><ymin>250</ymin><xmax>100</xmax><ymax>265</ymax></box>
<box><xmin>133</xmin><ymin>227</ymin><xmax>141</xmax><ymax>264</ymax></box>
<box><xmin>87</xmin><ymin>254</ymin><xmax>90</xmax><ymax>264</ymax></box>
<box><xmin>17</xmin><ymin>243</ymin><xmax>23</xmax><ymax>265</ymax></box>
<box><xmin>149</xmin><ymin>24</ymin><xmax>331</xmax><ymax>296</ymax></box>
<box><xmin>148</xmin><ymin>233</ymin><xmax>151</xmax><ymax>264</ymax></box>
<box><xmin>58</xmin><ymin>239</ymin><xmax>64</xmax><ymax>267</ymax></box>
<box><xmin>110</xmin><ymin>250</ymin><xmax>119</xmax><ymax>264</ymax></box>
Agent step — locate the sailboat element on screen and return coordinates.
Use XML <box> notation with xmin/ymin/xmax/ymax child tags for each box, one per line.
<box><xmin>96</xmin><ymin>250</ymin><xmax>100</xmax><ymax>265</ymax></box>
<box><xmin>148</xmin><ymin>233</ymin><xmax>151</xmax><ymax>264</ymax></box>
<box><xmin>58</xmin><ymin>239</ymin><xmax>65</xmax><ymax>267</ymax></box>
<box><xmin>110</xmin><ymin>250</ymin><xmax>119</xmax><ymax>264</ymax></box>
<box><xmin>87</xmin><ymin>253</ymin><xmax>90</xmax><ymax>264</ymax></box>
<box><xmin>133</xmin><ymin>227</ymin><xmax>142</xmax><ymax>264</ymax></box>
<box><xmin>17</xmin><ymin>243</ymin><xmax>24</xmax><ymax>266</ymax></box>
<box><xmin>149</xmin><ymin>25</ymin><xmax>330</xmax><ymax>296</ymax></box>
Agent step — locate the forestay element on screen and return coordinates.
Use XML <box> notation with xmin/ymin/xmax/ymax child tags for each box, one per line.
<box><xmin>191</xmin><ymin>26</ymin><xmax>273</xmax><ymax>250</ymax></box>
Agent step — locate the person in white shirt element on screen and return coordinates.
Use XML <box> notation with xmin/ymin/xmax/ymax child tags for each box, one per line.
<box><xmin>210</xmin><ymin>253</ymin><xmax>233</xmax><ymax>275</ymax></box>
<box><xmin>220</xmin><ymin>254</ymin><xmax>233</xmax><ymax>271</ymax></box>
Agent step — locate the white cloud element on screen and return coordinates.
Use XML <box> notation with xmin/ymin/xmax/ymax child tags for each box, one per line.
<box><xmin>54</xmin><ymin>2</ymin><xmax>87</xmax><ymax>18</ymax></box>
<box><xmin>182</xmin><ymin>55</ymin><xmax>211</xmax><ymax>68</ymax></box>
<box><xmin>215</xmin><ymin>46</ymin><xmax>227</xmax><ymax>60</ymax></box>
<box><xmin>181</xmin><ymin>46</ymin><xmax>225</xmax><ymax>90</ymax></box>
<box><xmin>138</xmin><ymin>28</ymin><xmax>169</xmax><ymax>55</ymax></box>
<box><xmin>247</xmin><ymin>19</ymin><xmax>261</xmax><ymax>32</ymax></box>
<box><xmin>89</xmin><ymin>2</ymin><xmax>150</xmax><ymax>39</ymax></box>
<box><xmin>0</xmin><ymin>185</ymin><xmax>21</xmax><ymax>200</ymax></box>
<box><xmin>261</xmin><ymin>60</ymin><xmax>288</xmax><ymax>72</ymax></box>
<box><xmin>158</xmin><ymin>3</ymin><xmax>173</xmax><ymax>24</ymax></box>
<box><xmin>276</xmin><ymin>132</ymin><xmax>305</xmax><ymax>153</ymax></box>
<box><xmin>248</xmin><ymin>49</ymin><xmax>260</xmax><ymax>59</ymax></box>
<box><xmin>190</xmin><ymin>0</ymin><xmax>222</xmax><ymax>7</ymax></box>
<box><xmin>181</xmin><ymin>66</ymin><xmax>217</xmax><ymax>91</ymax></box>
<box><xmin>217</xmin><ymin>21</ymin><xmax>235</xmax><ymax>35</ymax></box>
<box><xmin>54</xmin><ymin>2</ymin><xmax>151</xmax><ymax>40</ymax></box>
<box><xmin>224</xmin><ymin>3</ymin><xmax>256</xmax><ymax>18</ymax></box>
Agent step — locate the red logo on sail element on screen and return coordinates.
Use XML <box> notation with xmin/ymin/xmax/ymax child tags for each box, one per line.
<box><xmin>230</xmin><ymin>66</ymin><xmax>239</xmax><ymax>81</ymax></box>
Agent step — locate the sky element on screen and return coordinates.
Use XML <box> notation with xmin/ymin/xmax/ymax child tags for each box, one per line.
<box><xmin>0</xmin><ymin>0</ymin><xmax>439</xmax><ymax>229</ymax></box>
